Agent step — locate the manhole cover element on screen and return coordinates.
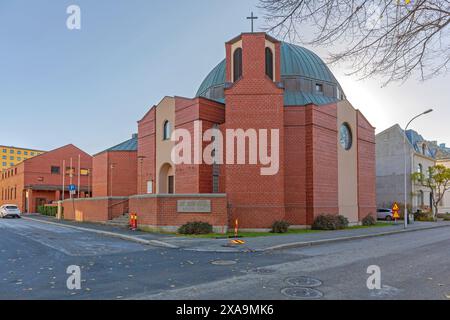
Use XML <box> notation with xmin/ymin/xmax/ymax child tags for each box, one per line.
<box><xmin>281</xmin><ymin>287</ymin><xmax>324</xmax><ymax>299</ymax></box>
<box><xmin>211</xmin><ymin>260</ymin><xmax>237</xmax><ymax>266</ymax></box>
<box><xmin>284</xmin><ymin>276</ymin><xmax>322</xmax><ymax>287</ymax></box>
<box><xmin>248</xmin><ymin>268</ymin><xmax>276</xmax><ymax>274</ymax></box>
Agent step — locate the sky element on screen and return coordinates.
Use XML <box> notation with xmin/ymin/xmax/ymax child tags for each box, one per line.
<box><xmin>0</xmin><ymin>0</ymin><xmax>448</xmax><ymax>154</ymax></box>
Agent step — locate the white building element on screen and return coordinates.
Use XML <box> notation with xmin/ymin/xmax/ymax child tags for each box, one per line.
<box><xmin>376</xmin><ymin>124</ymin><xmax>450</xmax><ymax>214</ymax></box>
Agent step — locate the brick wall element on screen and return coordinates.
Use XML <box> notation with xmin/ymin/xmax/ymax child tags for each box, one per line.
<box><xmin>283</xmin><ymin>104</ymin><xmax>340</xmax><ymax>225</ymax></box>
<box><xmin>62</xmin><ymin>197</ymin><xmax>129</xmax><ymax>222</ymax></box>
<box><xmin>92</xmin><ymin>152</ymin><xmax>108</xmax><ymax>197</ymax></box>
<box><xmin>174</xmin><ymin>97</ymin><xmax>225</xmax><ymax>194</ymax></box>
<box><xmin>93</xmin><ymin>151</ymin><xmax>137</xmax><ymax>197</ymax></box>
<box><xmin>129</xmin><ymin>194</ymin><xmax>228</xmax><ymax>233</ymax></box>
<box><xmin>0</xmin><ymin>163</ymin><xmax>25</xmax><ymax>211</ymax></box>
<box><xmin>357</xmin><ymin>111</ymin><xmax>377</xmax><ymax>219</ymax></box>
<box><xmin>307</xmin><ymin>104</ymin><xmax>339</xmax><ymax>223</ymax></box>
<box><xmin>284</xmin><ymin>107</ymin><xmax>307</xmax><ymax>225</ymax></box>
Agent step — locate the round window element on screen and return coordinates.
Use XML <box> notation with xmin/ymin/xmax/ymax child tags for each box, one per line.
<box><xmin>339</xmin><ymin>123</ymin><xmax>352</xmax><ymax>150</ymax></box>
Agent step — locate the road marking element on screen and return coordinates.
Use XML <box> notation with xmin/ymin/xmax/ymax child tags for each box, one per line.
<box><xmin>230</xmin><ymin>239</ymin><xmax>246</xmax><ymax>245</ymax></box>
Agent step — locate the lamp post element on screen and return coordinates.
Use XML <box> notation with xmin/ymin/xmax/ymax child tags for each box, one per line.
<box><xmin>403</xmin><ymin>109</ymin><xmax>433</xmax><ymax>229</ymax></box>
<box><xmin>137</xmin><ymin>156</ymin><xmax>146</xmax><ymax>194</ymax></box>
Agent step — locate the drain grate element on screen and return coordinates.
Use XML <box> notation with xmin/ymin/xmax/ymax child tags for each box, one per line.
<box><xmin>281</xmin><ymin>287</ymin><xmax>324</xmax><ymax>299</ymax></box>
<box><xmin>248</xmin><ymin>268</ymin><xmax>276</xmax><ymax>275</ymax></box>
<box><xmin>211</xmin><ymin>260</ymin><xmax>237</xmax><ymax>266</ymax></box>
<box><xmin>284</xmin><ymin>276</ymin><xmax>322</xmax><ymax>288</ymax></box>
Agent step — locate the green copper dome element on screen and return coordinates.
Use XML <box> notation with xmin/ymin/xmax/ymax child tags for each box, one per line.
<box><xmin>196</xmin><ymin>42</ymin><xmax>344</xmax><ymax>106</ymax></box>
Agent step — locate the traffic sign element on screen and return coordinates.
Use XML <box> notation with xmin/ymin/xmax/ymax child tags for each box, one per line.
<box><xmin>392</xmin><ymin>202</ymin><xmax>401</xmax><ymax>219</ymax></box>
<box><xmin>69</xmin><ymin>184</ymin><xmax>77</xmax><ymax>192</ymax></box>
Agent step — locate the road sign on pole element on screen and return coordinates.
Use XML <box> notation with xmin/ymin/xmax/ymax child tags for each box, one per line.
<box><xmin>69</xmin><ymin>184</ymin><xmax>77</xmax><ymax>196</ymax></box>
<box><xmin>392</xmin><ymin>202</ymin><xmax>401</xmax><ymax>222</ymax></box>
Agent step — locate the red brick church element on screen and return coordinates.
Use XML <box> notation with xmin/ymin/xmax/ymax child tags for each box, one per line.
<box><xmin>71</xmin><ymin>32</ymin><xmax>375</xmax><ymax>232</ymax></box>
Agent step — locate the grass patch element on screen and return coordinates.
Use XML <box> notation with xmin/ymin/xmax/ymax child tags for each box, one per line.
<box><xmin>183</xmin><ymin>228</ymin><xmax>324</xmax><ymax>239</ymax></box>
<box><xmin>181</xmin><ymin>222</ymin><xmax>394</xmax><ymax>238</ymax></box>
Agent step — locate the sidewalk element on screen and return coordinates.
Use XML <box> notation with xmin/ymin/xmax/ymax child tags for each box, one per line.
<box><xmin>22</xmin><ymin>214</ymin><xmax>179</xmax><ymax>249</ymax></box>
<box><xmin>164</xmin><ymin>221</ymin><xmax>450</xmax><ymax>252</ymax></box>
<box><xmin>23</xmin><ymin>214</ymin><xmax>450</xmax><ymax>253</ymax></box>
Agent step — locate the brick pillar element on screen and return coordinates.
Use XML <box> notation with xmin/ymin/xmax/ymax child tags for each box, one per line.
<box><xmin>224</xmin><ymin>33</ymin><xmax>285</xmax><ymax>229</ymax></box>
<box><xmin>27</xmin><ymin>189</ymin><xmax>33</xmax><ymax>213</ymax></box>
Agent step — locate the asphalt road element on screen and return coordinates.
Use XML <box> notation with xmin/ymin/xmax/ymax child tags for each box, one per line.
<box><xmin>1</xmin><ymin>218</ymin><xmax>449</xmax><ymax>300</ymax></box>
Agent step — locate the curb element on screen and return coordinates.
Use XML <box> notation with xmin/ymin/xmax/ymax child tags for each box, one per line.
<box><xmin>22</xmin><ymin>217</ymin><xmax>179</xmax><ymax>249</ymax></box>
<box><xmin>21</xmin><ymin>217</ymin><xmax>450</xmax><ymax>253</ymax></box>
<box><xmin>263</xmin><ymin>223</ymin><xmax>450</xmax><ymax>252</ymax></box>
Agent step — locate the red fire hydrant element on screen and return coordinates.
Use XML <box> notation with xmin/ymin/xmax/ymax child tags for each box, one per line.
<box><xmin>133</xmin><ymin>213</ymin><xmax>138</xmax><ymax>230</ymax></box>
<box><xmin>130</xmin><ymin>213</ymin><xmax>138</xmax><ymax>231</ymax></box>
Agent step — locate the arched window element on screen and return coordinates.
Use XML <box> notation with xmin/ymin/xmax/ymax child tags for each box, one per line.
<box><xmin>265</xmin><ymin>47</ymin><xmax>274</xmax><ymax>80</ymax></box>
<box><xmin>233</xmin><ymin>48</ymin><xmax>243</xmax><ymax>82</ymax></box>
<box><xmin>417</xmin><ymin>163</ymin><xmax>423</xmax><ymax>182</ymax></box>
<box><xmin>163</xmin><ymin>121</ymin><xmax>171</xmax><ymax>140</ymax></box>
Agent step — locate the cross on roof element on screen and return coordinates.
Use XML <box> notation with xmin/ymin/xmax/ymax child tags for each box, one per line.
<box><xmin>246</xmin><ymin>12</ymin><xmax>258</xmax><ymax>33</ymax></box>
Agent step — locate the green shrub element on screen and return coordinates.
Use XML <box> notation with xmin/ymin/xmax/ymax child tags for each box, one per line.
<box><xmin>414</xmin><ymin>211</ymin><xmax>435</xmax><ymax>222</ymax></box>
<box><xmin>362</xmin><ymin>214</ymin><xmax>377</xmax><ymax>226</ymax></box>
<box><xmin>312</xmin><ymin>214</ymin><xmax>349</xmax><ymax>230</ymax></box>
<box><xmin>337</xmin><ymin>215</ymin><xmax>349</xmax><ymax>228</ymax></box>
<box><xmin>37</xmin><ymin>205</ymin><xmax>59</xmax><ymax>217</ymax></box>
<box><xmin>437</xmin><ymin>213</ymin><xmax>450</xmax><ymax>220</ymax></box>
<box><xmin>178</xmin><ymin>221</ymin><xmax>213</xmax><ymax>235</ymax></box>
<box><xmin>271</xmin><ymin>220</ymin><xmax>290</xmax><ymax>233</ymax></box>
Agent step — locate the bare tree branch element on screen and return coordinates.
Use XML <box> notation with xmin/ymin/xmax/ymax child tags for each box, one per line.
<box><xmin>259</xmin><ymin>0</ymin><xmax>450</xmax><ymax>85</ymax></box>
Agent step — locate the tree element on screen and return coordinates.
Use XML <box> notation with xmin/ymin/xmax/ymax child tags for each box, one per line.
<box><xmin>411</xmin><ymin>164</ymin><xmax>450</xmax><ymax>219</ymax></box>
<box><xmin>259</xmin><ymin>0</ymin><xmax>450</xmax><ymax>85</ymax></box>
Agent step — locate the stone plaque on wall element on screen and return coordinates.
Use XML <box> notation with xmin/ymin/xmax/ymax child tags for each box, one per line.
<box><xmin>177</xmin><ymin>200</ymin><xmax>211</xmax><ymax>213</ymax></box>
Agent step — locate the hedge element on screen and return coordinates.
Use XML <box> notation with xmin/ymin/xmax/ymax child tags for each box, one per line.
<box><xmin>37</xmin><ymin>205</ymin><xmax>61</xmax><ymax>217</ymax></box>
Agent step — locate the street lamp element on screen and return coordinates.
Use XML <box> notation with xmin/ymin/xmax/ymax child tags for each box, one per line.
<box><xmin>137</xmin><ymin>156</ymin><xmax>146</xmax><ymax>194</ymax></box>
<box><xmin>403</xmin><ymin>109</ymin><xmax>433</xmax><ymax>229</ymax></box>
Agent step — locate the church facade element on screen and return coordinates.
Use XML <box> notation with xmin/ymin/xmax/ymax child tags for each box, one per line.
<box><xmin>130</xmin><ymin>32</ymin><xmax>376</xmax><ymax>230</ymax></box>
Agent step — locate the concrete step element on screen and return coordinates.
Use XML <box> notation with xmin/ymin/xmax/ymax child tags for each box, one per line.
<box><xmin>104</xmin><ymin>214</ymin><xmax>130</xmax><ymax>227</ymax></box>
<box><xmin>112</xmin><ymin>217</ymin><xmax>130</xmax><ymax>222</ymax></box>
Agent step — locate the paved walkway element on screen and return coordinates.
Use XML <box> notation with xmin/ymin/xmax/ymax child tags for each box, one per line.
<box><xmin>23</xmin><ymin>214</ymin><xmax>450</xmax><ymax>253</ymax></box>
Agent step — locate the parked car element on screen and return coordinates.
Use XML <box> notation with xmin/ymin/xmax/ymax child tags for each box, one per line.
<box><xmin>0</xmin><ymin>205</ymin><xmax>21</xmax><ymax>218</ymax></box>
<box><xmin>377</xmin><ymin>208</ymin><xmax>393</xmax><ymax>221</ymax></box>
